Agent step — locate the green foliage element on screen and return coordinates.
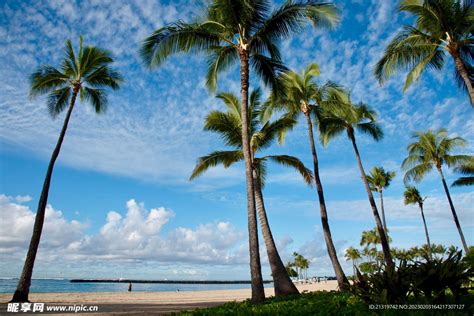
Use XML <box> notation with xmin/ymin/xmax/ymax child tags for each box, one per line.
<box><xmin>402</xmin><ymin>128</ymin><xmax>470</xmax><ymax>184</ymax></box>
<box><xmin>284</xmin><ymin>261</ymin><xmax>298</xmax><ymax>278</ymax></box>
<box><xmin>358</xmin><ymin>262</ymin><xmax>378</xmax><ymax>274</ymax></box>
<box><xmin>317</xmin><ymin>92</ymin><xmax>383</xmax><ymax>146</ymax></box>
<box><xmin>178</xmin><ymin>291</ymin><xmax>372</xmax><ymax>316</ymax></box>
<box><xmin>353</xmin><ymin>262</ymin><xmax>414</xmax><ymax>304</ymax></box>
<box><xmin>190</xmin><ymin>91</ymin><xmax>312</xmax><ymax>187</ymax></box>
<box><xmin>374</xmin><ymin>0</ymin><xmax>474</xmax><ymax>101</ymax></box>
<box><xmin>452</xmin><ymin>159</ymin><xmax>474</xmax><ymax>187</ymax></box>
<box><xmin>30</xmin><ymin>36</ymin><xmax>122</xmax><ymax>117</ymax></box>
<box><xmin>403</xmin><ymin>186</ymin><xmax>424</xmax><ymax>207</ymax></box>
<box><xmin>352</xmin><ymin>251</ymin><xmax>473</xmax><ymax>306</ymax></box>
<box><xmin>141</xmin><ymin>0</ymin><xmax>339</xmax><ymax>93</ymax></box>
<box><xmin>366</xmin><ymin>166</ymin><xmax>396</xmax><ymax>192</ymax></box>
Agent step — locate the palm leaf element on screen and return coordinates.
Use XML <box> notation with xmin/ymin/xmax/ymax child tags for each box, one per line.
<box><xmin>190</xmin><ymin>150</ymin><xmax>244</xmax><ymax>180</ymax></box>
<box><xmin>266</xmin><ymin>154</ymin><xmax>313</xmax><ymax>185</ymax></box>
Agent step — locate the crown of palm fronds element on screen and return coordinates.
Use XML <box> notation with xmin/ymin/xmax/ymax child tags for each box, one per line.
<box><xmin>318</xmin><ymin>92</ymin><xmax>383</xmax><ymax>146</ymax></box>
<box><xmin>375</xmin><ymin>0</ymin><xmax>473</xmax><ymax>96</ymax></box>
<box><xmin>141</xmin><ymin>0</ymin><xmax>339</xmax><ymax>94</ymax></box>
<box><xmin>190</xmin><ymin>89</ymin><xmax>313</xmax><ymax>187</ymax></box>
<box><xmin>401</xmin><ymin>128</ymin><xmax>470</xmax><ymax>183</ymax></box>
<box><xmin>30</xmin><ymin>36</ymin><xmax>122</xmax><ymax>117</ymax></box>
<box><xmin>261</xmin><ymin>63</ymin><xmax>345</xmax><ymax>123</ymax></box>
<box><xmin>366</xmin><ymin>166</ymin><xmax>396</xmax><ymax>192</ymax></box>
<box><xmin>403</xmin><ymin>186</ymin><xmax>425</xmax><ymax>207</ymax></box>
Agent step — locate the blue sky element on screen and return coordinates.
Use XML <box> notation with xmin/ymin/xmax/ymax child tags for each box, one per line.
<box><xmin>0</xmin><ymin>0</ymin><xmax>472</xmax><ymax>280</ymax></box>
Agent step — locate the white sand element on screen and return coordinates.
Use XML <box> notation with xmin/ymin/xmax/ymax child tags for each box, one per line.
<box><xmin>0</xmin><ymin>281</ymin><xmax>339</xmax><ymax>315</ymax></box>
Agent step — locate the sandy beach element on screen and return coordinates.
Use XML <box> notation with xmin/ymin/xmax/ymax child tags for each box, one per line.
<box><xmin>0</xmin><ymin>281</ymin><xmax>338</xmax><ymax>315</ymax></box>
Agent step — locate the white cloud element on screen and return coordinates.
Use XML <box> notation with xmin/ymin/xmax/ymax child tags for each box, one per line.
<box><xmin>0</xmin><ymin>195</ymin><xmax>246</xmax><ymax>268</ymax></box>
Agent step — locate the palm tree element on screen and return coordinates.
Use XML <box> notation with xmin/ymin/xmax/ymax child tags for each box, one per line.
<box><xmin>292</xmin><ymin>252</ymin><xmax>306</xmax><ymax>279</ymax></box>
<box><xmin>140</xmin><ymin>1</ymin><xmax>339</xmax><ymax>302</ymax></box>
<box><xmin>11</xmin><ymin>36</ymin><xmax>122</xmax><ymax>302</ymax></box>
<box><xmin>319</xmin><ymin>94</ymin><xmax>394</xmax><ymax>269</ymax></box>
<box><xmin>404</xmin><ymin>186</ymin><xmax>432</xmax><ymax>258</ymax></box>
<box><xmin>265</xmin><ymin>63</ymin><xmax>350</xmax><ymax>290</ymax></box>
<box><xmin>366</xmin><ymin>167</ymin><xmax>396</xmax><ymax>234</ymax></box>
<box><xmin>402</xmin><ymin>128</ymin><xmax>470</xmax><ymax>253</ymax></box>
<box><xmin>452</xmin><ymin>159</ymin><xmax>474</xmax><ymax>187</ymax></box>
<box><xmin>344</xmin><ymin>247</ymin><xmax>361</xmax><ymax>276</ymax></box>
<box><xmin>190</xmin><ymin>89</ymin><xmax>313</xmax><ymax>296</ymax></box>
<box><xmin>375</xmin><ymin>0</ymin><xmax>474</xmax><ymax>105</ymax></box>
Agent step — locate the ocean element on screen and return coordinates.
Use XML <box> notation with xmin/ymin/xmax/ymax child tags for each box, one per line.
<box><xmin>0</xmin><ymin>279</ymin><xmax>261</xmax><ymax>294</ymax></box>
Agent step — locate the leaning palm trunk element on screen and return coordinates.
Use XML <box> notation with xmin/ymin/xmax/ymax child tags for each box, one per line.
<box><xmin>12</xmin><ymin>89</ymin><xmax>78</xmax><ymax>302</ymax></box>
<box><xmin>437</xmin><ymin>167</ymin><xmax>468</xmax><ymax>253</ymax></box>
<box><xmin>252</xmin><ymin>170</ymin><xmax>299</xmax><ymax>296</ymax></box>
<box><xmin>239</xmin><ymin>50</ymin><xmax>265</xmax><ymax>303</ymax></box>
<box><xmin>419</xmin><ymin>203</ymin><xmax>432</xmax><ymax>259</ymax></box>
<box><xmin>348</xmin><ymin>130</ymin><xmax>394</xmax><ymax>269</ymax></box>
<box><xmin>304</xmin><ymin>113</ymin><xmax>349</xmax><ymax>290</ymax></box>
<box><xmin>451</xmin><ymin>52</ymin><xmax>474</xmax><ymax>105</ymax></box>
<box><xmin>379</xmin><ymin>190</ymin><xmax>388</xmax><ymax>235</ymax></box>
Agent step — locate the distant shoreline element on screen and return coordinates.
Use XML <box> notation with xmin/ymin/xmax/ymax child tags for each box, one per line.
<box><xmin>70</xmin><ymin>279</ymin><xmax>274</xmax><ymax>284</ymax></box>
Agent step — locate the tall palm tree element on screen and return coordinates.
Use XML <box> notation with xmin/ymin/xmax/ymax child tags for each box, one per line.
<box><xmin>366</xmin><ymin>166</ymin><xmax>396</xmax><ymax>234</ymax></box>
<box><xmin>11</xmin><ymin>36</ymin><xmax>122</xmax><ymax>302</ymax></box>
<box><xmin>140</xmin><ymin>1</ymin><xmax>339</xmax><ymax>302</ymax></box>
<box><xmin>403</xmin><ymin>186</ymin><xmax>432</xmax><ymax>258</ymax></box>
<box><xmin>344</xmin><ymin>247</ymin><xmax>361</xmax><ymax>276</ymax></box>
<box><xmin>452</xmin><ymin>159</ymin><xmax>474</xmax><ymax>187</ymax></box>
<box><xmin>319</xmin><ymin>94</ymin><xmax>394</xmax><ymax>269</ymax></box>
<box><xmin>375</xmin><ymin>0</ymin><xmax>474</xmax><ymax>105</ymax></box>
<box><xmin>402</xmin><ymin>128</ymin><xmax>470</xmax><ymax>253</ymax></box>
<box><xmin>190</xmin><ymin>90</ymin><xmax>313</xmax><ymax>296</ymax></box>
<box><xmin>265</xmin><ymin>63</ymin><xmax>350</xmax><ymax>290</ymax></box>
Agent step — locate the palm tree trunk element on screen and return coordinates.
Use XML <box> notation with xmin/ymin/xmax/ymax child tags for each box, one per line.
<box><xmin>304</xmin><ymin>112</ymin><xmax>349</xmax><ymax>290</ymax></box>
<box><xmin>379</xmin><ymin>190</ymin><xmax>388</xmax><ymax>235</ymax></box>
<box><xmin>252</xmin><ymin>170</ymin><xmax>299</xmax><ymax>296</ymax></box>
<box><xmin>347</xmin><ymin>130</ymin><xmax>394</xmax><ymax>269</ymax></box>
<box><xmin>451</xmin><ymin>51</ymin><xmax>474</xmax><ymax>105</ymax></box>
<box><xmin>239</xmin><ymin>49</ymin><xmax>265</xmax><ymax>303</ymax></box>
<box><xmin>11</xmin><ymin>89</ymin><xmax>79</xmax><ymax>302</ymax></box>
<box><xmin>419</xmin><ymin>203</ymin><xmax>432</xmax><ymax>259</ymax></box>
<box><xmin>437</xmin><ymin>167</ymin><xmax>469</xmax><ymax>253</ymax></box>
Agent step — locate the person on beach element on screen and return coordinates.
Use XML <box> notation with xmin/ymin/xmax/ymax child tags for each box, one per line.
<box><xmin>128</xmin><ymin>282</ymin><xmax>132</xmax><ymax>292</ymax></box>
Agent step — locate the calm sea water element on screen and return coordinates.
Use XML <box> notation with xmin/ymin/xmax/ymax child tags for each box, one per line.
<box><xmin>0</xmin><ymin>279</ymin><xmax>263</xmax><ymax>294</ymax></box>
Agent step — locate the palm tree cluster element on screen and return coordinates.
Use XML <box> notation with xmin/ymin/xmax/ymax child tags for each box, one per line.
<box><xmin>288</xmin><ymin>252</ymin><xmax>311</xmax><ymax>280</ymax></box>
<box><xmin>11</xmin><ymin>0</ymin><xmax>472</xmax><ymax>304</ymax></box>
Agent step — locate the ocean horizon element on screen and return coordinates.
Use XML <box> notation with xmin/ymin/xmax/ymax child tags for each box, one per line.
<box><xmin>0</xmin><ymin>278</ymin><xmax>276</xmax><ymax>294</ymax></box>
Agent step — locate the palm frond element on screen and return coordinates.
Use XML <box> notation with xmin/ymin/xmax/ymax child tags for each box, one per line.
<box><xmin>253</xmin><ymin>1</ymin><xmax>339</xmax><ymax>43</ymax></box>
<box><xmin>46</xmin><ymin>87</ymin><xmax>71</xmax><ymax>117</ymax></box>
<box><xmin>206</xmin><ymin>45</ymin><xmax>238</xmax><ymax>92</ymax></box>
<box><xmin>204</xmin><ymin>110</ymin><xmax>242</xmax><ymax>147</ymax></box>
<box><xmin>140</xmin><ymin>21</ymin><xmax>221</xmax><ymax>68</ymax></box>
<box><xmin>81</xmin><ymin>87</ymin><xmax>107</xmax><ymax>113</ymax></box>
<box><xmin>190</xmin><ymin>150</ymin><xmax>244</xmax><ymax>180</ymax></box>
<box><xmin>216</xmin><ymin>92</ymin><xmax>241</xmax><ymax>116</ymax></box>
<box><xmin>403</xmin><ymin>162</ymin><xmax>434</xmax><ymax>183</ymax></box>
<box><xmin>250</xmin><ymin>53</ymin><xmax>288</xmax><ymax>92</ymax></box>
<box><xmin>83</xmin><ymin>66</ymin><xmax>123</xmax><ymax>90</ymax></box>
<box><xmin>252</xmin><ymin>115</ymin><xmax>296</xmax><ymax>151</ymax></box>
<box><xmin>266</xmin><ymin>154</ymin><xmax>313</xmax><ymax>185</ymax></box>
<box><xmin>30</xmin><ymin>66</ymin><xmax>69</xmax><ymax>97</ymax></box>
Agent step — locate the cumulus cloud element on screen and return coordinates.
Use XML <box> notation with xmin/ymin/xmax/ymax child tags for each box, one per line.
<box><xmin>0</xmin><ymin>195</ymin><xmax>246</xmax><ymax>268</ymax></box>
<box><xmin>0</xmin><ymin>194</ymin><xmax>84</xmax><ymax>255</ymax></box>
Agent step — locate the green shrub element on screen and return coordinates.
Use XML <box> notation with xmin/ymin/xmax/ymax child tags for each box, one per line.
<box><xmin>351</xmin><ymin>251</ymin><xmax>473</xmax><ymax>306</ymax></box>
<box><xmin>178</xmin><ymin>291</ymin><xmax>372</xmax><ymax>316</ymax></box>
